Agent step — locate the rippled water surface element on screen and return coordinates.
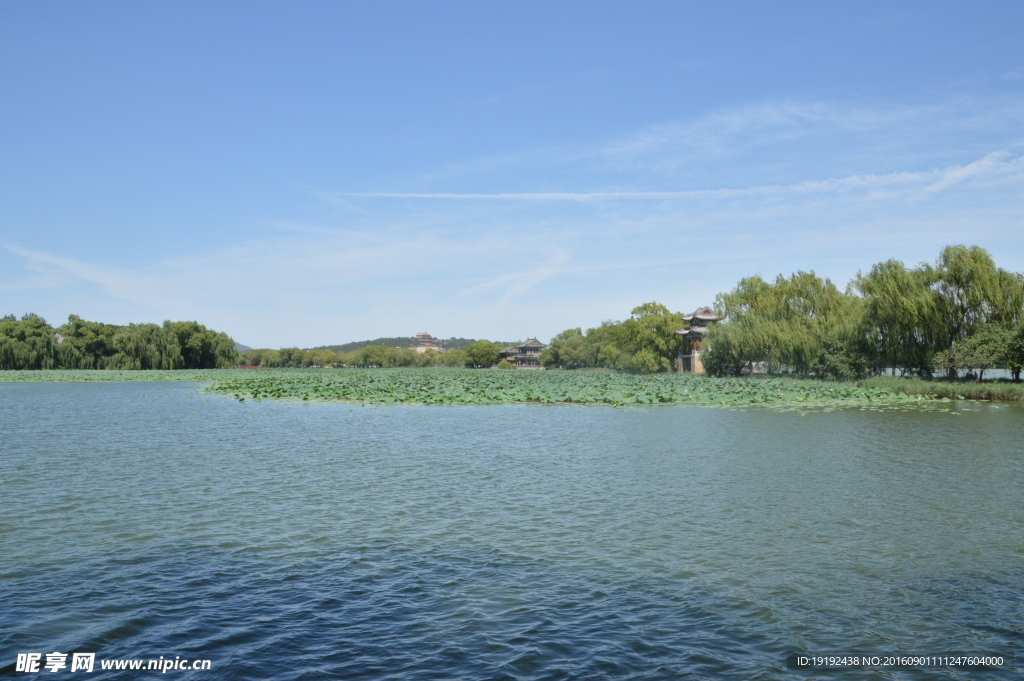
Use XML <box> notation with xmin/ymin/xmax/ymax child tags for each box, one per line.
<box><xmin>2</xmin><ymin>382</ymin><xmax>1023</xmax><ymax>679</ymax></box>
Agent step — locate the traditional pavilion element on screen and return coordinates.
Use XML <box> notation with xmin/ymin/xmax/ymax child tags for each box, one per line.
<box><xmin>498</xmin><ymin>338</ymin><xmax>547</xmax><ymax>369</ymax></box>
<box><xmin>412</xmin><ymin>332</ymin><xmax>442</xmax><ymax>354</ymax></box>
<box><xmin>675</xmin><ymin>307</ymin><xmax>723</xmax><ymax>373</ymax></box>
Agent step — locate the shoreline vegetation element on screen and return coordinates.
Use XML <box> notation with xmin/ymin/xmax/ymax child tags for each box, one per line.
<box><xmin>536</xmin><ymin>245</ymin><xmax>1024</xmax><ymax>384</ymax></box>
<box><xmin>697</xmin><ymin>244</ymin><xmax>1024</xmax><ymax>382</ymax></box>
<box><xmin>2</xmin><ymin>368</ymin><xmax>1021</xmax><ymax>407</ymax></box>
<box><xmin>3</xmin><ymin>245</ymin><xmax>1022</xmax><ymax>399</ymax></box>
<box><xmin>857</xmin><ymin>375</ymin><xmax>1024</xmax><ymax>402</ymax></box>
<box><xmin>236</xmin><ymin>339</ymin><xmax>507</xmax><ymax>370</ymax></box>
<box><xmin>0</xmin><ymin>314</ymin><xmax>237</xmax><ymax>370</ymax></box>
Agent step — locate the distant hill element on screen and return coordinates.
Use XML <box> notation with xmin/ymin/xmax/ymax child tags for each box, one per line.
<box><xmin>433</xmin><ymin>337</ymin><xmax>488</xmax><ymax>350</ymax></box>
<box><xmin>234</xmin><ymin>343</ymin><xmax>252</xmax><ymax>352</ymax></box>
<box><xmin>315</xmin><ymin>337</ymin><xmax>417</xmax><ymax>353</ymax></box>
<box><xmin>313</xmin><ymin>337</ymin><xmax>489</xmax><ymax>353</ymax></box>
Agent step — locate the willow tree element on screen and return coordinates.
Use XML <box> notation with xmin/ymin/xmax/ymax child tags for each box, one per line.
<box><xmin>926</xmin><ymin>245</ymin><xmax>1024</xmax><ymax>377</ymax></box>
<box><xmin>165</xmin><ymin>321</ymin><xmax>238</xmax><ymax>369</ymax></box>
<box><xmin>704</xmin><ymin>272</ymin><xmax>862</xmax><ymax>376</ymax></box>
<box><xmin>57</xmin><ymin>315</ymin><xmax>121</xmax><ymax>368</ymax></box>
<box><xmin>853</xmin><ymin>260</ymin><xmax>941</xmax><ymax>376</ymax></box>
<box><xmin>0</xmin><ymin>314</ymin><xmax>59</xmax><ymax>370</ymax></box>
<box><xmin>932</xmin><ymin>245</ymin><xmax>1020</xmax><ymax>344</ymax></box>
<box><xmin>108</xmin><ymin>323</ymin><xmax>184</xmax><ymax>370</ymax></box>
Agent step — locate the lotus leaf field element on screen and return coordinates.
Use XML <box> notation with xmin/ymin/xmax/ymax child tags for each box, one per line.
<box><xmin>202</xmin><ymin>368</ymin><xmax>956</xmax><ymax>411</ymax></box>
<box><xmin>2</xmin><ymin>368</ymin><xmax>985</xmax><ymax>412</ymax></box>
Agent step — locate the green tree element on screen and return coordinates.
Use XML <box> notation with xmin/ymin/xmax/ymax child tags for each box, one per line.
<box><xmin>57</xmin><ymin>315</ymin><xmax>120</xmax><ymax>368</ymax></box>
<box><xmin>440</xmin><ymin>348</ymin><xmax>468</xmax><ymax>367</ymax></box>
<box><xmin>1</xmin><ymin>313</ymin><xmax>237</xmax><ymax>371</ymax></box>
<box><xmin>619</xmin><ymin>302</ymin><xmax>684</xmax><ymax>373</ymax></box>
<box><xmin>854</xmin><ymin>259</ymin><xmax>941</xmax><ymax>376</ymax></box>
<box><xmin>418</xmin><ymin>348</ymin><xmax>442</xmax><ymax>366</ymax></box>
<box><xmin>0</xmin><ymin>314</ymin><xmax>60</xmax><ymax>370</ymax></box>
<box><xmin>539</xmin><ymin>318</ymin><xmax>645</xmax><ymax>371</ymax></box>
<box><xmin>808</xmin><ymin>335</ymin><xmax>869</xmax><ymax>381</ymax></box>
<box><xmin>1007</xmin><ymin>322</ymin><xmax>1024</xmax><ymax>382</ymax></box>
<box><xmin>463</xmin><ymin>340</ymin><xmax>501</xmax><ymax>367</ymax></box>
<box><xmin>340</xmin><ymin>345</ymin><xmax>421</xmax><ymax>367</ymax></box>
<box><xmin>258</xmin><ymin>350</ymin><xmax>282</xmax><ymax>367</ymax></box>
<box><xmin>274</xmin><ymin>347</ymin><xmax>305</xmax><ymax>367</ymax></box>
<box><xmin>166</xmin><ymin>321</ymin><xmax>238</xmax><ymax>369</ymax></box>
<box><xmin>540</xmin><ymin>328</ymin><xmax>596</xmax><ymax>369</ymax></box>
<box><xmin>108</xmin><ymin>323</ymin><xmax>183</xmax><ymax>370</ymax></box>
<box><xmin>704</xmin><ymin>272</ymin><xmax>863</xmax><ymax>376</ymax></box>
<box><xmin>588</xmin><ymin>322</ymin><xmax>632</xmax><ymax>370</ymax></box>
<box><xmin>936</xmin><ymin>323</ymin><xmax>1012</xmax><ymax>380</ymax></box>
<box><xmin>238</xmin><ymin>348</ymin><xmax>272</xmax><ymax>366</ymax></box>
<box><xmin>700</xmin><ymin>321</ymin><xmax>748</xmax><ymax>377</ymax></box>
<box><xmin>932</xmin><ymin>245</ymin><xmax>1021</xmax><ymax>345</ymax></box>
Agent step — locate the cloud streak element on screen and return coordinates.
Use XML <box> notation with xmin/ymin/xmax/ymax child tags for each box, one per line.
<box><xmin>5</xmin><ymin>98</ymin><xmax>1024</xmax><ymax>347</ymax></box>
<box><xmin>329</xmin><ymin>151</ymin><xmax>1024</xmax><ymax>201</ymax></box>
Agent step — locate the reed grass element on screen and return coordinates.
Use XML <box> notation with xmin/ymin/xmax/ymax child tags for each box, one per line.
<box><xmin>857</xmin><ymin>376</ymin><xmax>1024</xmax><ymax>402</ymax></box>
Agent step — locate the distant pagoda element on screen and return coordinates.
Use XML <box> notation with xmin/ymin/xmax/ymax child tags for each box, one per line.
<box><xmin>675</xmin><ymin>307</ymin><xmax>723</xmax><ymax>373</ymax></box>
<box><xmin>413</xmin><ymin>332</ymin><xmax>442</xmax><ymax>354</ymax></box>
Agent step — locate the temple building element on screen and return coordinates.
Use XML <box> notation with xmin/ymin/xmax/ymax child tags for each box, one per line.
<box><xmin>675</xmin><ymin>307</ymin><xmax>723</xmax><ymax>373</ymax></box>
<box><xmin>412</xmin><ymin>332</ymin><xmax>442</xmax><ymax>354</ymax></box>
<box><xmin>498</xmin><ymin>338</ymin><xmax>548</xmax><ymax>368</ymax></box>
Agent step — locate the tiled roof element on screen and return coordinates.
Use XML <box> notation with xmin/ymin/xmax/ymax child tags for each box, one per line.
<box><xmin>682</xmin><ymin>306</ymin><xmax>723</xmax><ymax>323</ymax></box>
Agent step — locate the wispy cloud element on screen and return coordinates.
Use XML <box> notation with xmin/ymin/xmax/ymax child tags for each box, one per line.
<box><xmin>593</xmin><ymin>98</ymin><xmax>1024</xmax><ymax>167</ymax></box>
<box><xmin>1</xmin><ymin>244</ymin><xmax>172</xmax><ymax>307</ymax></box>
<box><xmin>6</xmin><ymin>97</ymin><xmax>1024</xmax><ymax>347</ymax></box>
<box><xmin>923</xmin><ymin>151</ymin><xmax>1024</xmax><ymax>193</ymax></box>
<box><xmin>376</xmin><ymin>98</ymin><xmax>1024</xmax><ymax>193</ymax></box>
<box><xmin>328</xmin><ymin>151</ymin><xmax>1024</xmax><ymax>201</ymax></box>
<box><xmin>457</xmin><ymin>250</ymin><xmax>571</xmax><ymax>302</ymax></box>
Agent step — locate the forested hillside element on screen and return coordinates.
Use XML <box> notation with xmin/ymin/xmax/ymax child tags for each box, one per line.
<box><xmin>238</xmin><ymin>339</ymin><xmax>505</xmax><ymax>369</ymax></box>
<box><xmin>314</xmin><ymin>337</ymin><xmax>481</xmax><ymax>354</ymax></box>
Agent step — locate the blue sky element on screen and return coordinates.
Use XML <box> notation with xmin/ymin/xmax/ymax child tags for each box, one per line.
<box><xmin>2</xmin><ymin>1</ymin><xmax>1023</xmax><ymax>348</ymax></box>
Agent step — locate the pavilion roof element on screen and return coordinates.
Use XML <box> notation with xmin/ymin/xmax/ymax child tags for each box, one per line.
<box><xmin>681</xmin><ymin>306</ymin><xmax>723</xmax><ymax>323</ymax></box>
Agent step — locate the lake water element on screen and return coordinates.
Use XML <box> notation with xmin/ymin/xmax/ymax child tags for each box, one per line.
<box><xmin>2</xmin><ymin>382</ymin><xmax>1022</xmax><ymax>679</ymax></box>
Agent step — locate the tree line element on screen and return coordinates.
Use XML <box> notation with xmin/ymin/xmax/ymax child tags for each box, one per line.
<box><xmin>0</xmin><ymin>314</ymin><xmax>238</xmax><ymax>370</ymax></box>
<box><xmin>538</xmin><ymin>245</ymin><xmax>1024</xmax><ymax>381</ymax></box>
<box><xmin>9</xmin><ymin>244</ymin><xmax>1018</xmax><ymax>381</ymax></box>
<box><xmin>702</xmin><ymin>245</ymin><xmax>1024</xmax><ymax>380</ymax></box>
<box><xmin>313</xmin><ymin>336</ymin><xmax>483</xmax><ymax>354</ymax></box>
<box><xmin>539</xmin><ymin>302</ymin><xmax>686</xmax><ymax>372</ymax></box>
<box><xmin>238</xmin><ymin>339</ymin><xmax>507</xmax><ymax>369</ymax></box>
